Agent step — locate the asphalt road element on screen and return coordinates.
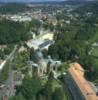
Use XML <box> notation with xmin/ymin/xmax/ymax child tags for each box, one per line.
<box><xmin>0</xmin><ymin>64</ymin><xmax>14</xmax><ymax>97</ymax></box>
<box><xmin>0</xmin><ymin>46</ymin><xmax>17</xmax><ymax>99</ymax></box>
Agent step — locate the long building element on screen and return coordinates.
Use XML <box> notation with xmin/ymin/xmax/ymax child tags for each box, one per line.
<box><xmin>68</xmin><ymin>63</ymin><xmax>98</xmax><ymax>100</ymax></box>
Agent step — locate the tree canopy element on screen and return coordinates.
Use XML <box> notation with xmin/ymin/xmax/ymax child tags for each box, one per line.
<box><xmin>0</xmin><ymin>20</ymin><xmax>32</xmax><ymax>44</ymax></box>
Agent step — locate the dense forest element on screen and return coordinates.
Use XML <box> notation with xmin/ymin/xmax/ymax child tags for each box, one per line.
<box><xmin>0</xmin><ymin>20</ymin><xmax>32</xmax><ymax>44</ymax></box>
<box><xmin>48</xmin><ymin>2</ymin><xmax>98</xmax><ymax>81</ymax></box>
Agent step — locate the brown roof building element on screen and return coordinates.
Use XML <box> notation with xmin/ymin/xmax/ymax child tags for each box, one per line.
<box><xmin>68</xmin><ymin>63</ymin><xmax>98</xmax><ymax>100</ymax></box>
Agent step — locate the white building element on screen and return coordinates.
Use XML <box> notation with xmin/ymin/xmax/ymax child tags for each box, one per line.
<box><xmin>26</xmin><ymin>32</ymin><xmax>54</xmax><ymax>50</ymax></box>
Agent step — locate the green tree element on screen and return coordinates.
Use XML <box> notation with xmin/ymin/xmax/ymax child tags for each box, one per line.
<box><xmin>16</xmin><ymin>76</ymin><xmax>42</xmax><ymax>100</ymax></box>
<box><xmin>0</xmin><ymin>20</ymin><xmax>31</xmax><ymax>44</ymax></box>
<box><xmin>42</xmin><ymin>49</ymin><xmax>48</xmax><ymax>58</ymax></box>
<box><xmin>9</xmin><ymin>93</ymin><xmax>25</xmax><ymax>100</ymax></box>
<box><xmin>52</xmin><ymin>88</ymin><xmax>67</xmax><ymax>100</ymax></box>
<box><xmin>30</xmin><ymin>47</ymin><xmax>35</xmax><ymax>60</ymax></box>
<box><xmin>14</xmin><ymin>51</ymin><xmax>29</xmax><ymax>70</ymax></box>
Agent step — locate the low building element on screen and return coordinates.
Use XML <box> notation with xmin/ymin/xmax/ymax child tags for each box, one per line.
<box><xmin>27</xmin><ymin>53</ymin><xmax>61</xmax><ymax>77</ymax></box>
<box><xmin>27</xmin><ymin>60</ymin><xmax>47</xmax><ymax>77</ymax></box>
<box><xmin>27</xmin><ymin>51</ymin><xmax>47</xmax><ymax>76</ymax></box>
<box><xmin>47</xmin><ymin>56</ymin><xmax>61</xmax><ymax>74</ymax></box>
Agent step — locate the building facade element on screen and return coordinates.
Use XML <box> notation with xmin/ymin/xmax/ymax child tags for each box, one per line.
<box><xmin>67</xmin><ymin>63</ymin><xmax>98</xmax><ymax>100</ymax></box>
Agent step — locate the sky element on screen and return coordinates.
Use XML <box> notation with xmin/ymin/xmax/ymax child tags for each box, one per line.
<box><xmin>0</xmin><ymin>0</ymin><xmax>95</xmax><ymax>2</ymax></box>
<box><xmin>0</xmin><ymin>0</ymin><xmax>66</xmax><ymax>2</ymax></box>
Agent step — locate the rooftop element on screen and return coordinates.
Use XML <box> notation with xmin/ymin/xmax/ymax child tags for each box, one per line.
<box><xmin>26</xmin><ymin>32</ymin><xmax>54</xmax><ymax>50</ymax></box>
<box><xmin>68</xmin><ymin>63</ymin><xmax>98</xmax><ymax>100</ymax></box>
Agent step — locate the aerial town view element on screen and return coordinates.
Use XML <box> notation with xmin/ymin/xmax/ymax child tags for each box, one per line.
<box><xmin>0</xmin><ymin>0</ymin><xmax>98</xmax><ymax>100</ymax></box>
